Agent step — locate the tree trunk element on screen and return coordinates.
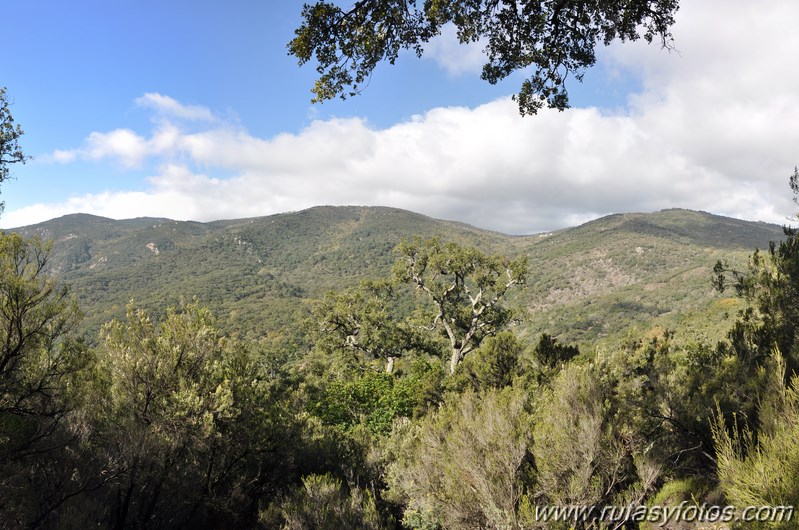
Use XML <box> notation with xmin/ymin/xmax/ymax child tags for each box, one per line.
<box><xmin>449</xmin><ymin>349</ymin><xmax>464</xmax><ymax>375</ymax></box>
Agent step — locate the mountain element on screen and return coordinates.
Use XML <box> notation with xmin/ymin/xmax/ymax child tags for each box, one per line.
<box><xmin>9</xmin><ymin>206</ymin><xmax>785</xmax><ymax>349</ymax></box>
<box><xmin>519</xmin><ymin>209</ymin><xmax>784</xmax><ymax>346</ymax></box>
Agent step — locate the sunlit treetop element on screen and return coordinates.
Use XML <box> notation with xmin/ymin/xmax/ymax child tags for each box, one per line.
<box><xmin>289</xmin><ymin>0</ymin><xmax>679</xmax><ymax>115</ymax></box>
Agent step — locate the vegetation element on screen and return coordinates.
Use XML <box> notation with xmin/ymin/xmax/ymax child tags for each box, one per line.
<box><xmin>11</xmin><ymin>206</ymin><xmax>781</xmax><ymax>352</ymax></box>
<box><xmin>714</xmin><ymin>168</ymin><xmax>799</xmax><ymax>378</ymax></box>
<box><xmin>0</xmin><ymin>87</ymin><xmax>30</xmax><ymax>213</ymax></box>
<box><xmin>713</xmin><ymin>355</ymin><xmax>799</xmax><ymax>530</ymax></box>
<box><xmin>310</xmin><ymin>279</ymin><xmax>427</xmax><ymax>374</ymax></box>
<box><xmin>288</xmin><ymin>0</ymin><xmax>679</xmax><ymax>114</ymax></box>
<box><xmin>393</xmin><ymin>237</ymin><xmax>528</xmax><ymax>373</ymax></box>
<box><xmin>2</xmin><ymin>98</ymin><xmax>798</xmax><ymax>527</ymax></box>
<box><xmin>5</xmin><ymin>50</ymin><xmax>799</xmax><ymax>527</ymax></box>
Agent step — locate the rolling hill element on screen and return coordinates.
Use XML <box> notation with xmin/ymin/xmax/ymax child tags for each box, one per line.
<box><xmin>10</xmin><ymin>206</ymin><xmax>785</xmax><ymax>350</ymax></box>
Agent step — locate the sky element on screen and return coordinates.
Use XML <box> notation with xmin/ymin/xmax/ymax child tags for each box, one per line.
<box><xmin>2</xmin><ymin>0</ymin><xmax>798</xmax><ymax>234</ymax></box>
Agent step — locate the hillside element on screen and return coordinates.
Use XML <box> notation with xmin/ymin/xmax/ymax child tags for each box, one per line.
<box><xmin>10</xmin><ymin>206</ymin><xmax>785</xmax><ymax>349</ymax></box>
<box><xmin>517</xmin><ymin>209</ymin><xmax>784</xmax><ymax>346</ymax></box>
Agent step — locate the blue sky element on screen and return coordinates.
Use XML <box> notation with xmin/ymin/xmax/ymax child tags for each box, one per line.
<box><xmin>3</xmin><ymin>0</ymin><xmax>798</xmax><ymax>233</ymax></box>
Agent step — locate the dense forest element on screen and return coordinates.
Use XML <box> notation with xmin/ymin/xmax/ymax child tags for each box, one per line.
<box><xmin>0</xmin><ymin>173</ymin><xmax>797</xmax><ymax>529</ymax></box>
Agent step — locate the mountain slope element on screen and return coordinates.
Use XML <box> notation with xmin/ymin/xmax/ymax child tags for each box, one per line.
<box><xmin>9</xmin><ymin>206</ymin><xmax>785</xmax><ymax>348</ymax></box>
<box><xmin>517</xmin><ymin>209</ymin><xmax>784</xmax><ymax>345</ymax></box>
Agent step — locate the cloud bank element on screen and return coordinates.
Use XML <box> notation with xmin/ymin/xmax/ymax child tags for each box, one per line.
<box><xmin>5</xmin><ymin>0</ymin><xmax>799</xmax><ymax>233</ymax></box>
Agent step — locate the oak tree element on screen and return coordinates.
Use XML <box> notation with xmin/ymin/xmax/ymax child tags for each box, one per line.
<box><xmin>289</xmin><ymin>0</ymin><xmax>679</xmax><ymax>114</ymax></box>
<box><xmin>393</xmin><ymin>237</ymin><xmax>527</xmax><ymax>374</ymax></box>
<box><xmin>311</xmin><ymin>279</ymin><xmax>427</xmax><ymax>374</ymax></box>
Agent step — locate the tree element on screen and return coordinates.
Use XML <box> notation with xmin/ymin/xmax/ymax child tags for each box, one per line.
<box><xmin>0</xmin><ymin>235</ymin><xmax>83</xmax><ymax>423</ymax></box>
<box><xmin>449</xmin><ymin>330</ymin><xmax>526</xmax><ymax>392</ymax></box>
<box><xmin>0</xmin><ymin>233</ymin><xmax>93</xmax><ymax>526</ymax></box>
<box><xmin>713</xmin><ymin>168</ymin><xmax>799</xmax><ymax>376</ymax></box>
<box><xmin>0</xmin><ymin>87</ymin><xmax>30</xmax><ymax>214</ymax></box>
<box><xmin>393</xmin><ymin>237</ymin><xmax>527</xmax><ymax>374</ymax></box>
<box><xmin>601</xmin><ymin>335</ymin><xmax>727</xmax><ymax>478</ymax></box>
<box><xmin>85</xmin><ymin>301</ymin><xmax>280</xmax><ymax>527</ymax></box>
<box><xmin>310</xmin><ymin>279</ymin><xmax>428</xmax><ymax>374</ymax></box>
<box><xmin>289</xmin><ymin>0</ymin><xmax>678</xmax><ymax>114</ymax></box>
<box><xmin>533</xmin><ymin>333</ymin><xmax>579</xmax><ymax>368</ymax></box>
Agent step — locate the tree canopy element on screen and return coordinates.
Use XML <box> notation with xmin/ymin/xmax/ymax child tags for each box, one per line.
<box><xmin>0</xmin><ymin>87</ymin><xmax>29</xmax><ymax>213</ymax></box>
<box><xmin>713</xmin><ymin>168</ymin><xmax>799</xmax><ymax>376</ymax></box>
<box><xmin>393</xmin><ymin>237</ymin><xmax>527</xmax><ymax>374</ymax></box>
<box><xmin>310</xmin><ymin>279</ymin><xmax>428</xmax><ymax>373</ymax></box>
<box><xmin>289</xmin><ymin>0</ymin><xmax>679</xmax><ymax>114</ymax></box>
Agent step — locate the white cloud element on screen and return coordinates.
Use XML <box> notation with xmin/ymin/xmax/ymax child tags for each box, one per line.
<box><xmin>51</xmin><ymin>150</ymin><xmax>77</xmax><ymax>163</ymax></box>
<box><xmin>2</xmin><ymin>190</ymin><xmax>186</xmax><ymax>227</ymax></box>
<box><xmin>51</xmin><ymin>123</ymin><xmax>182</xmax><ymax>168</ymax></box>
<box><xmin>7</xmin><ymin>0</ymin><xmax>799</xmax><ymax>233</ymax></box>
<box><xmin>423</xmin><ymin>23</ymin><xmax>487</xmax><ymax>76</ymax></box>
<box><xmin>83</xmin><ymin>129</ymin><xmax>150</xmax><ymax>167</ymax></box>
<box><xmin>134</xmin><ymin>93</ymin><xmax>216</xmax><ymax>122</ymax></box>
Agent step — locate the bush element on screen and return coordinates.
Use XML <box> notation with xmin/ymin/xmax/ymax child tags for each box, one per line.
<box><xmin>384</xmin><ymin>387</ymin><xmax>534</xmax><ymax>529</ymax></box>
<box><xmin>713</xmin><ymin>360</ymin><xmax>799</xmax><ymax>529</ymax></box>
<box><xmin>272</xmin><ymin>473</ymin><xmax>384</xmax><ymax>530</ymax></box>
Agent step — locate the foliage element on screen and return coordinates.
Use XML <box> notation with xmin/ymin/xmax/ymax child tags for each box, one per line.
<box><xmin>528</xmin><ymin>359</ymin><xmax>676</xmax><ymax>529</ymax></box>
<box><xmin>603</xmin><ymin>336</ymin><xmax>705</xmax><ymax>474</ymax></box>
<box><xmin>309</xmin><ymin>369</ymin><xmax>416</xmax><ymax>434</ymax></box>
<box><xmin>394</xmin><ymin>236</ymin><xmax>527</xmax><ymax>374</ymax></box>
<box><xmin>271</xmin><ymin>473</ymin><xmax>385</xmax><ymax>530</ymax></box>
<box><xmin>533</xmin><ymin>333</ymin><xmax>579</xmax><ymax>368</ymax></box>
<box><xmin>384</xmin><ymin>386</ymin><xmax>534</xmax><ymax>529</ymax></box>
<box><xmin>289</xmin><ymin>0</ymin><xmax>678</xmax><ymax>114</ymax></box>
<box><xmin>0</xmin><ymin>87</ymin><xmax>30</xmax><ymax>213</ymax></box>
<box><xmin>712</xmin><ymin>359</ymin><xmax>799</xmax><ymax>529</ymax></box>
<box><xmin>448</xmin><ymin>330</ymin><xmax>529</xmax><ymax>392</ymax></box>
<box><xmin>641</xmin><ymin>477</ymin><xmax>718</xmax><ymax>530</ymax></box>
<box><xmin>0</xmin><ymin>234</ymin><xmax>84</xmax><ymax>422</ymax></box>
<box><xmin>81</xmin><ymin>300</ymin><xmax>283</xmax><ymax>527</ymax></box>
<box><xmin>0</xmin><ymin>233</ymin><xmax>91</xmax><ymax>526</ymax></box>
<box><xmin>647</xmin><ymin>476</ymin><xmax>714</xmax><ymax>506</ymax></box>
<box><xmin>713</xmin><ymin>167</ymin><xmax>799</xmax><ymax>375</ymax></box>
<box><xmin>0</xmin><ymin>204</ymin><xmax>794</xmax><ymax>528</ymax></box>
<box><xmin>593</xmin><ymin>329</ymin><xmax>784</xmax><ymax>495</ymax></box>
<box><xmin>310</xmin><ymin>279</ymin><xmax>430</xmax><ymax>373</ymax></box>
<box><xmin>533</xmin><ymin>363</ymin><xmax>639</xmax><ymax>510</ymax></box>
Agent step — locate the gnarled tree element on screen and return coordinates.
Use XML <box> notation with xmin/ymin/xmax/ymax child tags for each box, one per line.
<box><xmin>394</xmin><ymin>237</ymin><xmax>527</xmax><ymax>374</ymax></box>
<box><xmin>311</xmin><ymin>279</ymin><xmax>428</xmax><ymax>373</ymax></box>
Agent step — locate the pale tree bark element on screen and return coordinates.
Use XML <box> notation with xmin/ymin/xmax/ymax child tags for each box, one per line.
<box><xmin>397</xmin><ymin>238</ymin><xmax>527</xmax><ymax>375</ymax></box>
<box><xmin>385</xmin><ymin>356</ymin><xmax>396</xmax><ymax>374</ymax></box>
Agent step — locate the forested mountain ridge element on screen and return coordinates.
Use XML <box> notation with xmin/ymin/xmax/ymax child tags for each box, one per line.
<box><xmin>10</xmin><ymin>206</ymin><xmax>784</xmax><ymax>347</ymax></box>
<box><xmin>3</xmin><ymin>203</ymin><xmax>797</xmax><ymax>529</ymax></box>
